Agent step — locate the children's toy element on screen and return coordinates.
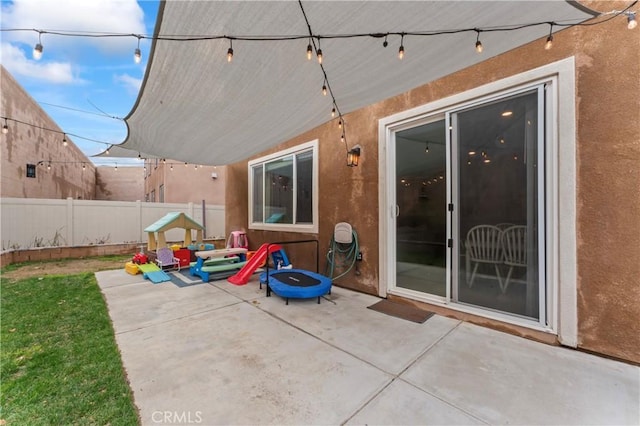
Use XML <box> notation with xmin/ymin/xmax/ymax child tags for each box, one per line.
<box><xmin>190</xmin><ymin>247</ymin><xmax>248</xmax><ymax>282</ymax></box>
<box><xmin>226</xmin><ymin>230</ymin><xmax>248</xmax><ymax>249</ymax></box>
<box><xmin>132</xmin><ymin>252</ymin><xmax>148</xmax><ymax>264</ymax></box>
<box><xmin>227</xmin><ymin>243</ymin><xmax>286</xmax><ymax>286</ymax></box>
<box><xmin>138</xmin><ymin>263</ymin><xmax>172</xmax><ymax>284</ymax></box>
<box><xmin>125</xmin><ymin>261</ymin><xmax>140</xmax><ymax>275</ymax></box>
<box><xmin>259</xmin><ymin>269</ymin><xmax>332</xmax><ymax>305</ymax></box>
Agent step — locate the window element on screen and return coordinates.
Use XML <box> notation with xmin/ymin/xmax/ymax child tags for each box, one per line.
<box><xmin>159</xmin><ymin>184</ymin><xmax>164</xmax><ymax>203</ymax></box>
<box><xmin>249</xmin><ymin>140</ymin><xmax>318</xmax><ymax>233</ymax></box>
<box><xmin>26</xmin><ymin>163</ymin><xmax>36</xmax><ymax>178</ymax></box>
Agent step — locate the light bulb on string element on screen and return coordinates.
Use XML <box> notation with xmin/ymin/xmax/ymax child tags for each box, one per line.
<box><xmin>317</xmin><ymin>43</ymin><xmax>323</xmax><ymax>64</ymax></box>
<box><xmin>47</xmin><ymin>163</ymin><xmax>51</xmax><ymax>171</ymax></box>
<box><xmin>82</xmin><ymin>163</ymin><xmax>86</xmax><ymax>171</ymax></box>
<box><xmin>184</xmin><ymin>162</ymin><xmax>188</xmax><ymax>167</ymax></box>
<box><xmin>134</xmin><ymin>36</ymin><xmax>142</xmax><ymax>64</ymax></box>
<box><xmin>544</xmin><ymin>23</ymin><xmax>554</xmax><ymax>50</ymax></box>
<box><xmin>2</xmin><ymin>118</ymin><xmax>8</xmax><ymax>134</ymax></box>
<box><xmin>306</xmin><ymin>40</ymin><xmax>313</xmax><ymax>60</ymax></box>
<box><xmin>62</xmin><ymin>134</ymin><xmax>68</xmax><ymax>147</ymax></box>
<box><xmin>338</xmin><ymin>119</ymin><xmax>342</xmax><ymax>129</ymax></box>
<box><xmin>105</xmin><ymin>146</ymin><xmax>110</xmax><ymax>155</ymax></box>
<box><xmin>425</xmin><ymin>143</ymin><xmax>429</xmax><ymax>153</ymax></box>
<box><xmin>383</xmin><ymin>34</ymin><xmax>388</xmax><ymax>48</ymax></box>
<box><xmin>331</xmin><ymin>107</ymin><xmax>336</xmax><ymax>118</ymax></box>
<box><xmin>33</xmin><ymin>32</ymin><xmax>43</xmax><ymax>60</ymax></box>
<box><xmin>227</xmin><ymin>39</ymin><xmax>234</xmax><ymax>62</ymax></box>
<box><xmin>628</xmin><ymin>11</ymin><xmax>638</xmax><ymax>29</ymax></box>
<box><xmin>115</xmin><ymin>163</ymin><xmax>118</xmax><ymax>171</ymax></box>
<box><xmin>170</xmin><ymin>164</ymin><xmax>173</xmax><ymax>171</ymax></box>
<box><xmin>322</xmin><ymin>84</ymin><xmax>327</xmax><ymax>96</ymax></box>
<box><xmin>475</xmin><ymin>29</ymin><xmax>483</xmax><ymax>53</ymax></box>
<box><xmin>398</xmin><ymin>34</ymin><xmax>405</xmax><ymax>60</ymax></box>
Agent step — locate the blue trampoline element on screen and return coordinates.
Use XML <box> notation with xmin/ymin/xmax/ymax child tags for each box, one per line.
<box><xmin>259</xmin><ymin>269</ymin><xmax>332</xmax><ymax>305</ymax></box>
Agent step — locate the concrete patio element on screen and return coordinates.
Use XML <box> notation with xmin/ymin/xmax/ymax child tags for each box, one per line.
<box><xmin>96</xmin><ymin>269</ymin><xmax>639</xmax><ymax>425</ymax></box>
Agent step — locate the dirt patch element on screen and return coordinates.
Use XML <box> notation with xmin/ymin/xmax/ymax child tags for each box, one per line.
<box><xmin>2</xmin><ymin>257</ymin><xmax>129</xmax><ymax>281</ymax></box>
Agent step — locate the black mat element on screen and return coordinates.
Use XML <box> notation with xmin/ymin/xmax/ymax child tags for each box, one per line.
<box><xmin>168</xmin><ymin>271</ymin><xmax>205</xmax><ymax>288</ymax></box>
<box><xmin>367</xmin><ymin>299</ymin><xmax>435</xmax><ymax>323</ymax></box>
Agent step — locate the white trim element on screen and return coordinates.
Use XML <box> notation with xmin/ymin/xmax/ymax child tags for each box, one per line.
<box><xmin>378</xmin><ymin>57</ymin><xmax>577</xmax><ymax>344</ymax></box>
<box><xmin>248</xmin><ymin>139</ymin><xmax>319</xmax><ymax>234</ymax></box>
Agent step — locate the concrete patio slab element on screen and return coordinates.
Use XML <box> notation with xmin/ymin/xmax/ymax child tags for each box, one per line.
<box><xmin>347</xmin><ymin>379</ymin><xmax>486</xmax><ymax>425</ymax></box>
<box><xmin>101</xmin><ymin>278</ymin><xmax>239</xmax><ymax>334</ymax></box>
<box><xmin>113</xmin><ymin>299</ymin><xmax>392</xmax><ymax>425</ymax></box>
<box><xmin>402</xmin><ymin>322</ymin><xmax>640</xmax><ymax>425</ymax></box>
<box><xmin>253</xmin><ymin>283</ymin><xmax>460</xmax><ymax>375</ymax></box>
<box><xmin>95</xmin><ymin>270</ymin><xmax>640</xmax><ymax>426</ymax></box>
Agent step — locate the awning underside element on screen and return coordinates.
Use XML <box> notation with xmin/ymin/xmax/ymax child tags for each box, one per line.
<box><xmin>110</xmin><ymin>1</ymin><xmax>594</xmax><ymax>165</ymax></box>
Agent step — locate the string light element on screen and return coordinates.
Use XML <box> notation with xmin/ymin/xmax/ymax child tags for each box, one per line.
<box><xmin>227</xmin><ymin>39</ymin><xmax>234</xmax><ymax>62</ymax></box>
<box><xmin>115</xmin><ymin>163</ymin><xmax>118</xmax><ymax>171</ymax></box>
<box><xmin>545</xmin><ymin>23</ymin><xmax>554</xmax><ymax>50</ymax></box>
<box><xmin>322</xmin><ymin>84</ymin><xmax>327</xmax><ymax>96</ymax></box>
<box><xmin>62</xmin><ymin>134</ymin><xmax>68</xmax><ymax>147</ymax></box>
<box><xmin>134</xmin><ymin>36</ymin><xmax>142</xmax><ymax>64</ymax></box>
<box><xmin>33</xmin><ymin>31</ymin><xmax>43</xmax><ymax>60</ymax></box>
<box><xmin>425</xmin><ymin>143</ymin><xmax>429</xmax><ymax>153</ymax></box>
<box><xmin>383</xmin><ymin>34</ymin><xmax>388</xmax><ymax>48</ymax></box>
<box><xmin>628</xmin><ymin>11</ymin><xmax>638</xmax><ymax>29</ymax></box>
<box><xmin>2</xmin><ymin>118</ymin><xmax>8</xmax><ymax>134</ymax></box>
<box><xmin>398</xmin><ymin>34</ymin><xmax>405</xmax><ymax>60</ymax></box>
<box><xmin>331</xmin><ymin>107</ymin><xmax>336</xmax><ymax>117</ymax></box>
<box><xmin>475</xmin><ymin>29</ymin><xmax>483</xmax><ymax>53</ymax></box>
<box><xmin>82</xmin><ymin>163</ymin><xmax>86</xmax><ymax>171</ymax></box>
<box><xmin>306</xmin><ymin>39</ymin><xmax>313</xmax><ymax>60</ymax></box>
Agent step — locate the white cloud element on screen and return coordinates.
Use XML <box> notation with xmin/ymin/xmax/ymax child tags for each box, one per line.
<box><xmin>114</xmin><ymin>73</ymin><xmax>142</xmax><ymax>95</ymax></box>
<box><xmin>0</xmin><ymin>42</ymin><xmax>82</xmax><ymax>84</ymax></box>
<box><xmin>1</xmin><ymin>0</ymin><xmax>147</xmax><ymax>55</ymax></box>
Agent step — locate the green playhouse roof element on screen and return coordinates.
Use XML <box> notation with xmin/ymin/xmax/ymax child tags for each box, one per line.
<box><xmin>144</xmin><ymin>212</ymin><xmax>204</xmax><ymax>233</ymax></box>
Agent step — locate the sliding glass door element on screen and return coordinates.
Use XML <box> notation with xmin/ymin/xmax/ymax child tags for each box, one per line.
<box><xmin>452</xmin><ymin>89</ymin><xmax>543</xmax><ymax>320</ymax></box>
<box><xmin>395</xmin><ymin>119</ymin><xmax>447</xmax><ymax>297</ymax></box>
<box><xmin>389</xmin><ymin>86</ymin><xmax>546</xmax><ymax>322</ymax></box>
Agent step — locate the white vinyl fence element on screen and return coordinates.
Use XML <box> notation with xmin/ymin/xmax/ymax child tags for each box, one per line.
<box><xmin>0</xmin><ymin>198</ymin><xmax>225</xmax><ymax>250</ymax></box>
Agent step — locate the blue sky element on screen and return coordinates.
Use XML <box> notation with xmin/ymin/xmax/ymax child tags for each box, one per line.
<box><xmin>1</xmin><ymin>0</ymin><xmax>160</xmax><ymax>166</ymax></box>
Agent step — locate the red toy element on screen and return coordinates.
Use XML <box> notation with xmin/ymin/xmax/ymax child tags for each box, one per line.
<box><xmin>132</xmin><ymin>252</ymin><xmax>149</xmax><ymax>264</ymax></box>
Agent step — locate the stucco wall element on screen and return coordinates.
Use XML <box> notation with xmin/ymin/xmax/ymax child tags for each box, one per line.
<box><xmin>144</xmin><ymin>160</ymin><xmax>226</xmax><ymax>205</ymax></box>
<box><xmin>95</xmin><ymin>166</ymin><xmax>144</xmax><ymax>201</ymax></box>
<box><xmin>1</xmin><ymin>66</ymin><xmax>96</xmax><ymax>199</ymax></box>
<box><xmin>226</xmin><ymin>13</ymin><xmax>639</xmax><ymax>363</ymax></box>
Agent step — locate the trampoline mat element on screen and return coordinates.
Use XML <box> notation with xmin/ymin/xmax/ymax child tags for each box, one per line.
<box><xmin>271</xmin><ymin>271</ymin><xmax>321</xmax><ymax>287</ymax></box>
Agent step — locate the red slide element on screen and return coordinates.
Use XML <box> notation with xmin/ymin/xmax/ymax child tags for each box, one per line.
<box><xmin>227</xmin><ymin>243</ymin><xmax>282</xmax><ymax>286</ymax></box>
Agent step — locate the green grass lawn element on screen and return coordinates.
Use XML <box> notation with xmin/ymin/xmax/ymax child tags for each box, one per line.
<box><xmin>1</xmin><ymin>272</ymin><xmax>139</xmax><ymax>425</ymax></box>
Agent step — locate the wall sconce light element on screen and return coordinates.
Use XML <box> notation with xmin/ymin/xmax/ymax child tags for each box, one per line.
<box><xmin>347</xmin><ymin>146</ymin><xmax>361</xmax><ymax>167</ymax></box>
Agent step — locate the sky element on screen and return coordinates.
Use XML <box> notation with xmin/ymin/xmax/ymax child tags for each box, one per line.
<box><xmin>1</xmin><ymin>0</ymin><xmax>160</xmax><ymax>166</ymax></box>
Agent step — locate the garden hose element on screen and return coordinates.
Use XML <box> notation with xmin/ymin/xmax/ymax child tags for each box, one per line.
<box><xmin>325</xmin><ymin>229</ymin><xmax>359</xmax><ymax>280</ymax></box>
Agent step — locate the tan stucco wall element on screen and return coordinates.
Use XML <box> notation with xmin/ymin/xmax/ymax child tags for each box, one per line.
<box><xmin>228</xmin><ymin>15</ymin><xmax>639</xmax><ymax>362</ymax></box>
<box><xmin>1</xmin><ymin>66</ymin><xmax>96</xmax><ymax>199</ymax></box>
<box><xmin>144</xmin><ymin>160</ymin><xmax>226</xmax><ymax>205</ymax></box>
<box><xmin>95</xmin><ymin>166</ymin><xmax>144</xmax><ymax>201</ymax></box>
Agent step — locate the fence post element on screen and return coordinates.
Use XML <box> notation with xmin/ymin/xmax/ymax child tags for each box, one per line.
<box><xmin>66</xmin><ymin>197</ymin><xmax>74</xmax><ymax>245</ymax></box>
<box><xmin>136</xmin><ymin>200</ymin><xmax>142</xmax><ymax>242</ymax></box>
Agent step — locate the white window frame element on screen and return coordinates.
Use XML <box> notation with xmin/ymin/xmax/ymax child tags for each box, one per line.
<box><xmin>378</xmin><ymin>57</ymin><xmax>577</xmax><ymax>345</ymax></box>
<box><xmin>248</xmin><ymin>139</ymin><xmax>319</xmax><ymax>234</ymax></box>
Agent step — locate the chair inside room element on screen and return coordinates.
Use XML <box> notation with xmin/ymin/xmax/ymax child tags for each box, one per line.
<box><xmin>465</xmin><ymin>225</ymin><xmax>504</xmax><ymax>289</ymax></box>
<box><xmin>500</xmin><ymin>225</ymin><xmax>527</xmax><ymax>293</ymax></box>
<box><xmin>155</xmin><ymin>247</ymin><xmax>181</xmax><ymax>271</ymax></box>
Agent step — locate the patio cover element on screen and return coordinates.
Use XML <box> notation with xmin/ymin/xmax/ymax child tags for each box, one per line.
<box><xmin>107</xmin><ymin>1</ymin><xmax>597</xmax><ymax>165</ymax></box>
<box><xmin>144</xmin><ymin>212</ymin><xmax>204</xmax><ymax>250</ymax></box>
